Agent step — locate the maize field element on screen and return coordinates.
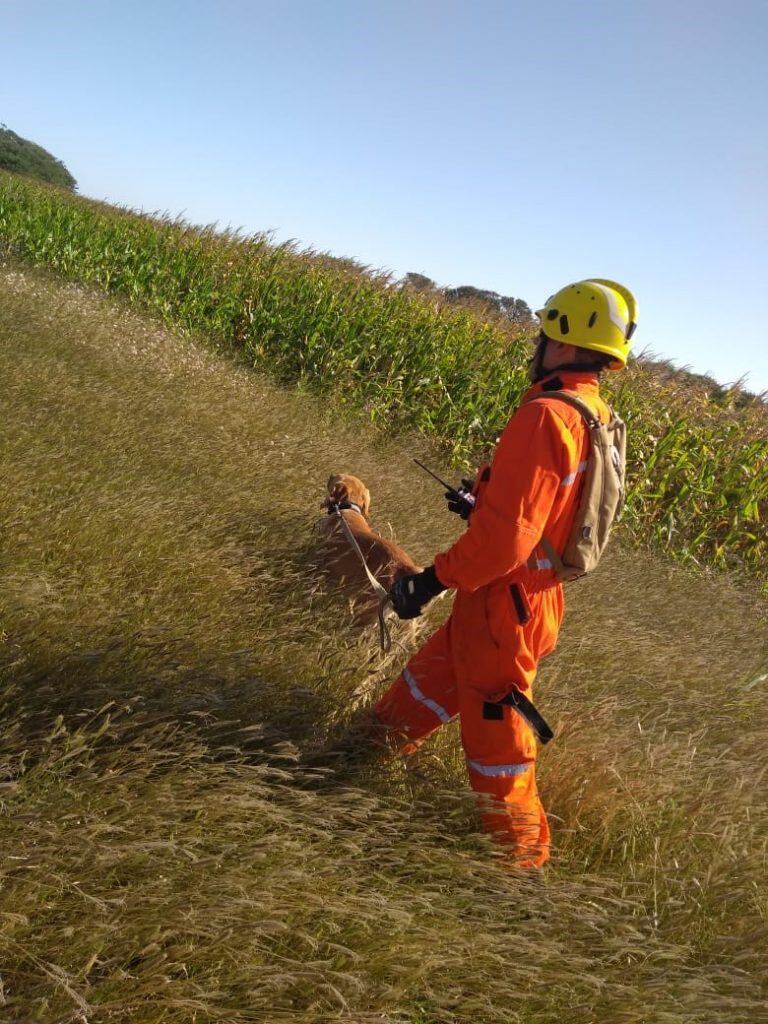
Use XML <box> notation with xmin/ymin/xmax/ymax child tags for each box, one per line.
<box><xmin>0</xmin><ymin>172</ymin><xmax>765</xmax><ymax>587</ymax></box>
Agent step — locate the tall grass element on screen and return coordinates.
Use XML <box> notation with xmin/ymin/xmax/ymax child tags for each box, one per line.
<box><xmin>0</xmin><ymin>171</ymin><xmax>765</xmax><ymax>584</ymax></box>
<box><xmin>1</xmin><ymin>266</ymin><xmax>766</xmax><ymax>1022</ymax></box>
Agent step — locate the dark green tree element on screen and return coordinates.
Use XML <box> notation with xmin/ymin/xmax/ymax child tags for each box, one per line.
<box><xmin>404</xmin><ymin>274</ymin><xmax>534</xmax><ymax>326</ymax></box>
<box><xmin>0</xmin><ymin>124</ymin><xmax>76</xmax><ymax>190</ymax></box>
<box><xmin>444</xmin><ymin>284</ymin><xmax>534</xmax><ymax>327</ymax></box>
<box><xmin>402</xmin><ymin>272</ymin><xmax>437</xmax><ymax>292</ymax></box>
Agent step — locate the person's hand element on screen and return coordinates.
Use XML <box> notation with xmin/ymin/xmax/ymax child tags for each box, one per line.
<box><xmin>390</xmin><ymin>566</ymin><xmax>447</xmax><ymax>619</ymax></box>
<box><xmin>445</xmin><ymin>478</ymin><xmax>475</xmax><ymax>520</ymax></box>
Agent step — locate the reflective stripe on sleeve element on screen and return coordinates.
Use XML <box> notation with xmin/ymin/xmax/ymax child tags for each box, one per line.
<box><xmin>526</xmin><ymin>553</ymin><xmax>553</xmax><ymax>571</ymax></box>
<box><xmin>561</xmin><ymin>460</ymin><xmax>588</xmax><ymax>487</ymax></box>
<box><xmin>403</xmin><ymin>667</ymin><xmax>453</xmax><ymax>724</ymax></box>
<box><xmin>466</xmin><ymin>759</ymin><xmax>531</xmax><ymax>778</ymax></box>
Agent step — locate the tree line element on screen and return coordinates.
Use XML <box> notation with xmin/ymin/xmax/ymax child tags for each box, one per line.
<box><xmin>402</xmin><ymin>272</ymin><xmax>534</xmax><ymax>328</ymax></box>
<box><xmin>0</xmin><ymin>125</ymin><xmax>76</xmax><ymax>191</ymax></box>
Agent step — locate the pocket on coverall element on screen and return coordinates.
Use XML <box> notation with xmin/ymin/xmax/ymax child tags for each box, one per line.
<box><xmin>481</xmin><ymin>580</ymin><xmax>543</xmax><ymax>701</ymax></box>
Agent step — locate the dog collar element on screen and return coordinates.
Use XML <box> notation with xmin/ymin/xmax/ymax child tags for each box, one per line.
<box><xmin>329</xmin><ymin>501</ymin><xmax>364</xmax><ymax>516</ymax></box>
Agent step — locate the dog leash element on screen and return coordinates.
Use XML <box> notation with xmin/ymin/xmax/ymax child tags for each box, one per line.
<box><xmin>332</xmin><ymin>504</ymin><xmax>393</xmax><ymax>653</ymax></box>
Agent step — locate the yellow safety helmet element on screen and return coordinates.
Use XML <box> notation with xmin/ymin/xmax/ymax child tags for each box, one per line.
<box><xmin>536</xmin><ymin>279</ymin><xmax>638</xmax><ymax>369</ymax></box>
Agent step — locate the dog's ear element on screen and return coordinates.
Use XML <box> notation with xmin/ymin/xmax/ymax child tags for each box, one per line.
<box><xmin>321</xmin><ymin>475</ymin><xmax>336</xmax><ymax>509</ymax></box>
<box><xmin>361</xmin><ymin>486</ymin><xmax>371</xmax><ymax>518</ymax></box>
<box><xmin>326</xmin><ymin>474</ymin><xmax>349</xmax><ymax>507</ymax></box>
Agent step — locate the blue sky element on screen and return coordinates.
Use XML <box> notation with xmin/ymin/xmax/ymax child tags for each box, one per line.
<box><xmin>3</xmin><ymin>0</ymin><xmax>767</xmax><ymax>392</ymax></box>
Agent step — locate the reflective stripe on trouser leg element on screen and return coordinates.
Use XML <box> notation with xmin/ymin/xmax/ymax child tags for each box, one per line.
<box><xmin>374</xmin><ymin>623</ymin><xmax>459</xmax><ymax>755</ymax></box>
<box><xmin>402</xmin><ymin>667</ymin><xmax>452</xmax><ymax>723</ymax></box>
<box><xmin>468</xmin><ymin>762</ymin><xmax>550</xmax><ymax>869</ymax></box>
<box><xmin>459</xmin><ymin>679</ymin><xmax>550</xmax><ymax>868</ymax></box>
<box><xmin>466</xmin><ymin>759</ymin><xmax>530</xmax><ymax>777</ymax></box>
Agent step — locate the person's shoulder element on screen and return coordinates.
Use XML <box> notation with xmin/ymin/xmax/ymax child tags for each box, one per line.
<box><xmin>511</xmin><ymin>394</ymin><xmax>576</xmax><ymax>432</ymax></box>
<box><xmin>527</xmin><ymin>391</ymin><xmax>607</xmax><ymax>430</ymax></box>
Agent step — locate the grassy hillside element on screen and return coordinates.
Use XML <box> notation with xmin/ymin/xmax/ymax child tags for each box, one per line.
<box><xmin>1</xmin><ymin>265</ymin><xmax>766</xmax><ymax>1022</ymax></box>
<box><xmin>0</xmin><ymin>125</ymin><xmax>76</xmax><ymax>190</ymax></box>
<box><xmin>0</xmin><ymin>172</ymin><xmax>765</xmax><ymax>587</ymax></box>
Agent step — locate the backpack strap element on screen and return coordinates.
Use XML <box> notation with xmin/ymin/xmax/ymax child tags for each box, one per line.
<box><xmin>534</xmin><ymin>536</ymin><xmax>570</xmax><ymax>578</ymax></box>
<box><xmin>530</xmin><ymin>389</ymin><xmax>603</xmax><ymax>428</ymax></box>
<box><xmin>525</xmin><ymin>390</ymin><xmax>604</xmax><ymax>581</ymax></box>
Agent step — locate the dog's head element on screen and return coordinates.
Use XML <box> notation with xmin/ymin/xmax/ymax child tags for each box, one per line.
<box><xmin>323</xmin><ymin>473</ymin><xmax>371</xmax><ymax>518</ymax></box>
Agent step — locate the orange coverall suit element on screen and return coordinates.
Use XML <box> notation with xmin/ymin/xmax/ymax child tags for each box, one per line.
<box><xmin>375</xmin><ymin>371</ymin><xmax>611</xmax><ymax>868</ymax></box>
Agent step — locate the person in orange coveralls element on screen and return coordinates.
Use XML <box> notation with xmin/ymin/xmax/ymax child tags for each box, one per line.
<box><xmin>379</xmin><ymin>280</ymin><xmax>638</xmax><ymax>869</ymax></box>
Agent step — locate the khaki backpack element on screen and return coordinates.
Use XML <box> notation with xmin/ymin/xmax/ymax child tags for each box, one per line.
<box><xmin>532</xmin><ymin>392</ymin><xmax>627</xmax><ymax>582</ymax></box>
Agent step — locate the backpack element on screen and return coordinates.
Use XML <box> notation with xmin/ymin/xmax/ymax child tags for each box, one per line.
<box><xmin>532</xmin><ymin>392</ymin><xmax>627</xmax><ymax>582</ymax></box>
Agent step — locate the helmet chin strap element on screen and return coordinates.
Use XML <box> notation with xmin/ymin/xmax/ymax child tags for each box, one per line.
<box><xmin>544</xmin><ymin>360</ymin><xmax>607</xmax><ymax>376</ymax></box>
<box><xmin>528</xmin><ymin>336</ymin><xmax>550</xmax><ymax>383</ymax></box>
<box><xmin>529</xmin><ymin>335</ymin><xmax>605</xmax><ymax>382</ymax></box>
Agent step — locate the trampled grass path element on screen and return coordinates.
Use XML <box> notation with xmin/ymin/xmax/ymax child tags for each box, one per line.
<box><xmin>1</xmin><ymin>264</ymin><xmax>766</xmax><ymax>1023</ymax></box>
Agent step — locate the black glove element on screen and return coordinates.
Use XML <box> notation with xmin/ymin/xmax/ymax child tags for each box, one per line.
<box><xmin>390</xmin><ymin>565</ymin><xmax>447</xmax><ymax>620</ymax></box>
<box><xmin>445</xmin><ymin>478</ymin><xmax>476</xmax><ymax>520</ymax></box>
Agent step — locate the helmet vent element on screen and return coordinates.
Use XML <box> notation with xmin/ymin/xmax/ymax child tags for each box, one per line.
<box><xmin>559</xmin><ymin>314</ymin><xmax>570</xmax><ymax>335</ymax></box>
<box><xmin>588</xmin><ymin>312</ymin><xmax>597</xmax><ymax>327</ymax></box>
<box><xmin>547</xmin><ymin>309</ymin><xmax>559</xmax><ymax>321</ymax></box>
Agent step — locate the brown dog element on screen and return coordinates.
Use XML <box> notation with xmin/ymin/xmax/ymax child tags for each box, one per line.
<box><xmin>317</xmin><ymin>473</ymin><xmax>421</xmax><ymax>625</ymax></box>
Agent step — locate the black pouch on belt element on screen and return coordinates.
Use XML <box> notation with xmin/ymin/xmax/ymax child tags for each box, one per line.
<box><xmin>483</xmin><ymin>688</ymin><xmax>554</xmax><ymax>745</ymax></box>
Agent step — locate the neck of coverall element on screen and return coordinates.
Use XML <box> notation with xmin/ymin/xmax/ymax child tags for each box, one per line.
<box><xmin>523</xmin><ymin>368</ymin><xmax>603</xmax><ymax>403</ymax></box>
